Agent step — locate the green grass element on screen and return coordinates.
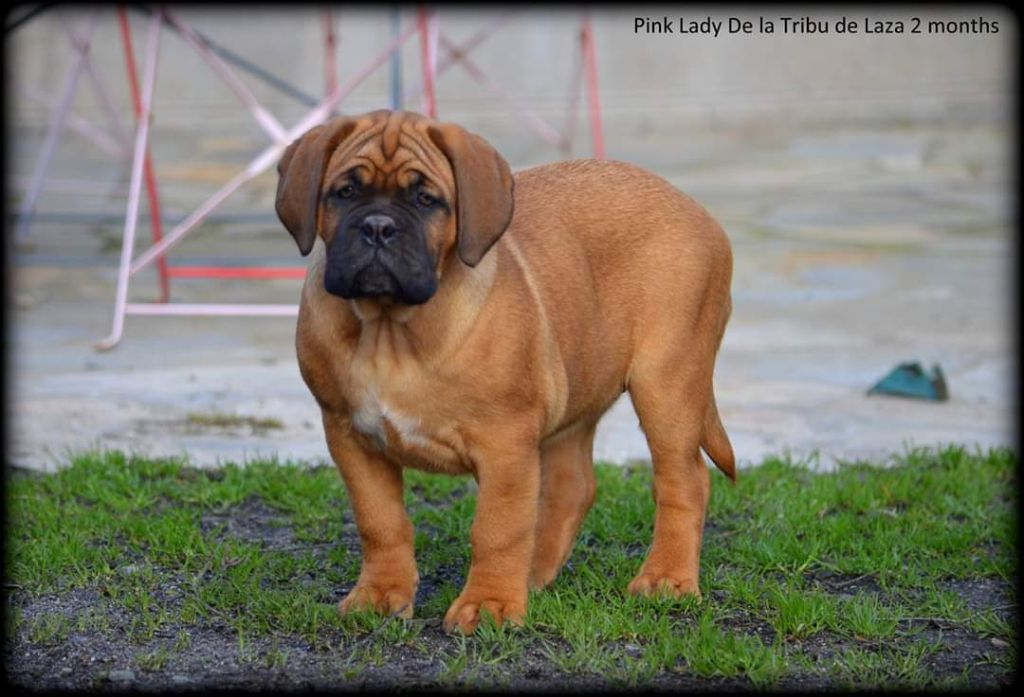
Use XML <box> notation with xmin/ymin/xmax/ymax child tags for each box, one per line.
<box><xmin>5</xmin><ymin>444</ymin><xmax>1016</xmax><ymax>689</ymax></box>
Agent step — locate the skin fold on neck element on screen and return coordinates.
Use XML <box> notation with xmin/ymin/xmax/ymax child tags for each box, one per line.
<box><xmin>343</xmin><ymin>244</ymin><xmax>500</xmax><ymax>371</ymax></box>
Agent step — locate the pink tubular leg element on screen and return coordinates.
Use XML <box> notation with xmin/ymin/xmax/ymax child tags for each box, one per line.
<box><xmin>161</xmin><ymin>10</ymin><xmax>288</xmax><ymax>144</ymax></box>
<box><xmin>97</xmin><ymin>11</ymin><xmax>163</xmax><ymax>351</ymax></box>
<box><xmin>62</xmin><ymin>17</ymin><xmax>133</xmax><ymax>154</ymax></box>
<box><xmin>15</xmin><ymin>12</ymin><xmax>99</xmax><ymax>241</ymax></box>
<box><xmin>118</xmin><ymin>6</ymin><xmax>170</xmax><ymax>303</ymax></box>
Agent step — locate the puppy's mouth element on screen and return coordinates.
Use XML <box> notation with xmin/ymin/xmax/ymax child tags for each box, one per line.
<box><xmin>324</xmin><ymin>259</ymin><xmax>396</xmax><ymax>299</ymax></box>
<box><xmin>324</xmin><ymin>259</ymin><xmax>437</xmax><ymax>306</ymax></box>
<box><xmin>350</xmin><ymin>263</ymin><xmax>400</xmax><ymax>298</ymax></box>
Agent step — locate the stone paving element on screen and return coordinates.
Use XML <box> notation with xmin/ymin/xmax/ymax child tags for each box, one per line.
<box><xmin>7</xmin><ymin>117</ymin><xmax>1015</xmax><ymax>471</ymax></box>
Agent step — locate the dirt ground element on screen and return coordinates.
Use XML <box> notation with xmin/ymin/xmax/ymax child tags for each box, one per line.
<box><xmin>5</xmin><ymin>500</ymin><xmax>1014</xmax><ymax>692</ymax></box>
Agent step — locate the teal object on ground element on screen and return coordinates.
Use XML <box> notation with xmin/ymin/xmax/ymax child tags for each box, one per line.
<box><xmin>867</xmin><ymin>361</ymin><xmax>949</xmax><ymax>401</ymax></box>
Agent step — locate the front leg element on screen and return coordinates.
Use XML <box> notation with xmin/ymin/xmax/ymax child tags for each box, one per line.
<box><xmin>323</xmin><ymin>412</ymin><xmax>418</xmax><ymax>618</ymax></box>
<box><xmin>444</xmin><ymin>437</ymin><xmax>541</xmax><ymax>634</ymax></box>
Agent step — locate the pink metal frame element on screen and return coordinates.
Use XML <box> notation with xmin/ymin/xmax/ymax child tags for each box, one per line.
<box><xmin>401</xmin><ymin>11</ymin><xmax>605</xmax><ymax>157</ymax></box>
<box><xmin>14</xmin><ymin>7</ymin><xmax>172</xmax><ymax>311</ymax></box>
<box><xmin>97</xmin><ymin>7</ymin><xmax>431</xmax><ymax>349</ymax></box>
<box><xmin>95</xmin><ymin>6</ymin><xmax>603</xmax><ymax>350</ymax></box>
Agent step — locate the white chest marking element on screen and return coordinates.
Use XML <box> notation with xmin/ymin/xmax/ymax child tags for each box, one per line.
<box><xmin>351</xmin><ymin>387</ymin><xmax>428</xmax><ymax>450</ymax></box>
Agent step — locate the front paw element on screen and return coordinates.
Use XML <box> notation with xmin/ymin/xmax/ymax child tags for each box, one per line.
<box><xmin>338</xmin><ymin>581</ymin><xmax>416</xmax><ymax>618</ymax></box>
<box><xmin>443</xmin><ymin>592</ymin><xmax>526</xmax><ymax>634</ymax></box>
<box><xmin>627</xmin><ymin>571</ymin><xmax>702</xmax><ymax>600</ymax></box>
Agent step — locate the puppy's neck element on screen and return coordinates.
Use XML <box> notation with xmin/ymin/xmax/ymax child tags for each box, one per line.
<box><xmin>349</xmin><ymin>297</ymin><xmax>415</xmax><ymax>324</ymax></box>
<box><xmin>349</xmin><ymin>249</ymin><xmax>498</xmax><ymax>360</ymax></box>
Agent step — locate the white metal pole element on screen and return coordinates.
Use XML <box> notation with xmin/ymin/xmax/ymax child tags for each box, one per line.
<box><xmin>96</xmin><ymin>11</ymin><xmax>163</xmax><ymax>351</ymax></box>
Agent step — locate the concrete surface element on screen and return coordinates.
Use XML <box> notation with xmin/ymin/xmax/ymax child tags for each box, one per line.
<box><xmin>7</xmin><ymin>114</ymin><xmax>1015</xmax><ymax>472</ymax></box>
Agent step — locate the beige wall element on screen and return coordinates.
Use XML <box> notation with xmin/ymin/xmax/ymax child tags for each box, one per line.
<box><xmin>7</xmin><ymin>5</ymin><xmax>1014</xmax><ymax>148</ymax></box>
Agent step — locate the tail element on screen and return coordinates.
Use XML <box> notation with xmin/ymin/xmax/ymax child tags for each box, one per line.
<box><xmin>701</xmin><ymin>393</ymin><xmax>735</xmax><ymax>482</ymax></box>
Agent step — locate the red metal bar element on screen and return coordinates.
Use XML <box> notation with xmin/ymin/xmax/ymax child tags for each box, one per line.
<box><xmin>580</xmin><ymin>16</ymin><xmax>605</xmax><ymax>159</ymax></box>
<box><xmin>166</xmin><ymin>266</ymin><xmax>306</xmax><ymax>280</ymax></box>
<box><xmin>417</xmin><ymin>6</ymin><xmax>437</xmax><ymax>118</ymax></box>
<box><xmin>119</xmin><ymin>6</ymin><xmax>171</xmax><ymax>302</ymax></box>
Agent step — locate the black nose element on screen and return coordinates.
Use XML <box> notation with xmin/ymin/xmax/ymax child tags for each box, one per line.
<box><xmin>358</xmin><ymin>214</ymin><xmax>399</xmax><ymax>246</ymax></box>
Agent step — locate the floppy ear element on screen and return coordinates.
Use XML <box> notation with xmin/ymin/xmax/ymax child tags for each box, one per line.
<box><xmin>427</xmin><ymin>123</ymin><xmax>514</xmax><ymax>267</ymax></box>
<box><xmin>275</xmin><ymin>117</ymin><xmax>359</xmax><ymax>256</ymax></box>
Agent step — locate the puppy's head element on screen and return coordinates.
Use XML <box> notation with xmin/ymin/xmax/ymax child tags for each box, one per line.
<box><xmin>275</xmin><ymin>110</ymin><xmax>514</xmax><ymax>306</ymax></box>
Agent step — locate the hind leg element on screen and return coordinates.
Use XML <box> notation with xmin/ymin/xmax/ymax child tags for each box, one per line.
<box><xmin>626</xmin><ymin>355</ymin><xmax>714</xmax><ymax>599</ymax></box>
<box><xmin>529</xmin><ymin>422</ymin><xmax>597</xmax><ymax>589</ymax></box>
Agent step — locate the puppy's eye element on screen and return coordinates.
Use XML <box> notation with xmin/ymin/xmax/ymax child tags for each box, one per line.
<box><xmin>416</xmin><ymin>191</ymin><xmax>436</xmax><ymax>207</ymax></box>
<box><xmin>336</xmin><ymin>184</ymin><xmax>356</xmax><ymax>199</ymax></box>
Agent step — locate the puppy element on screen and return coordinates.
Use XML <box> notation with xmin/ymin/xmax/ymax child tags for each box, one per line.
<box><xmin>275</xmin><ymin>109</ymin><xmax>734</xmax><ymax>633</ymax></box>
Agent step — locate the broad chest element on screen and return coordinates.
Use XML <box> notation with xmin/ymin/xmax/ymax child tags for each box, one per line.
<box><xmin>345</xmin><ymin>365</ymin><xmax>470</xmax><ymax>473</ymax></box>
<box><xmin>299</xmin><ymin>318</ymin><xmax>473</xmax><ymax>474</ymax></box>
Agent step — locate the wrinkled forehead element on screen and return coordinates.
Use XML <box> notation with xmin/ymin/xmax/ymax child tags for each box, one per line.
<box><xmin>325</xmin><ymin>112</ymin><xmax>453</xmax><ymax>194</ymax></box>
